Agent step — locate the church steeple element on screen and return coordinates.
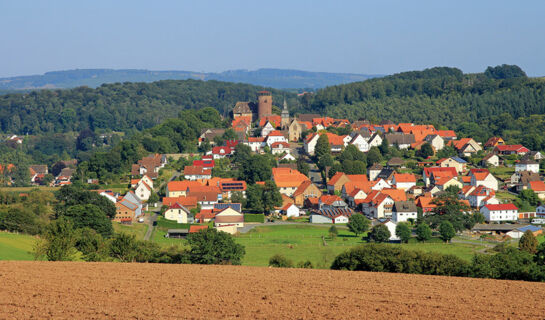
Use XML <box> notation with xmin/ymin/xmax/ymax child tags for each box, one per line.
<box><xmin>281</xmin><ymin>98</ymin><xmax>290</xmax><ymax>129</ymax></box>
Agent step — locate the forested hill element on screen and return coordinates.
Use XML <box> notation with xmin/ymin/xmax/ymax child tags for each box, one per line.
<box><xmin>0</xmin><ymin>68</ymin><xmax>379</xmax><ymax>90</ymax></box>
<box><xmin>0</xmin><ymin>80</ymin><xmax>296</xmax><ymax>134</ymax></box>
<box><xmin>302</xmin><ymin>65</ymin><xmax>545</xmax><ymax>149</ymax></box>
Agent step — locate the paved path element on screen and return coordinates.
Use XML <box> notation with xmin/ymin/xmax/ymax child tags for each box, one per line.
<box><xmin>143</xmin><ymin>213</ymin><xmax>158</xmax><ymax>241</ymax></box>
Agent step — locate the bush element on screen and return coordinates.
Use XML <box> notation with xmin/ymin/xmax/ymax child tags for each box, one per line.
<box><xmin>296</xmin><ymin>260</ymin><xmax>314</xmax><ymax>269</ymax></box>
<box><xmin>269</xmin><ymin>254</ymin><xmax>293</xmax><ymax>268</ymax></box>
<box><xmin>369</xmin><ymin>225</ymin><xmax>391</xmax><ymax>243</ymax></box>
<box><xmin>331</xmin><ymin>244</ymin><xmax>469</xmax><ymax>277</ymax></box>
<box><xmin>244</xmin><ymin>213</ymin><xmax>265</xmax><ymax>223</ymax></box>
<box><xmin>187</xmin><ymin>228</ymin><xmax>245</xmax><ymax>265</ymax></box>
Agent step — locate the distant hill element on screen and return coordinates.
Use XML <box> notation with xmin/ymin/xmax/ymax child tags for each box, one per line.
<box><xmin>0</xmin><ymin>68</ymin><xmax>381</xmax><ymax>90</ymax></box>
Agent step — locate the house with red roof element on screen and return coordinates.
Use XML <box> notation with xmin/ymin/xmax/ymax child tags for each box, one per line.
<box><xmin>469</xmin><ymin>168</ymin><xmax>498</xmax><ymax>191</ymax></box>
<box><xmin>189</xmin><ymin>225</ymin><xmax>209</xmax><ymax>233</ymax></box>
<box><xmin>423</xmin><ymin>167</ymin><xmax>457</xmax><ymax>186</ymax></box>
<box><xmin>162</xmin><ymin>196</ymin><xmax>198</xmax><ymax>210</ymax></box>
<box><xmin>272</xmin><ymin>167</ymin><xmax>310</xmax><ymax>196</ymax></box>
<box><xmin>293</xmin><ymin>180</ymin><xmax>322</xmax><ymax>207</ymax></box>
<box><xmin>265</xmin><ymin>130</ymin><xmax>288</xmax><ymax>147</ymax></box>
<box><xmin>392</xmin><ymin>173</ymin><xmax>416</xmax><ymax>190</ymax></box>
<box><xmin>166</xmin><ymin>180</ymin><xmax>203</xmax><ymax>197</ymax></box>
<box><xmin>243</xmin><ymin>137</ymin><xmax>265</xmax><ymax>152</ymax></box>
<box><xmin>164</xmin><ymin>202</ymin><xmax>192</xmax><ymax>224</ymax></box>
<box><xmin>327</xmin><ymin>172</ymin><xmax>369</xmax><ymax>194</ymax></box>
<box><xmin>183</xmin><ymin>166</ymin><xmax>212</xmax><ymax>181</ymax></box>
<box><xmin>318</xmin><ymin>194</ymin><xmax>348</xmax><ymax>210</ymax></box>
<box><xmin>484</xmin><ymin>137</ymin><xmax>505</xmax><ymax>148</ymax></box>
<box><xmin>361</xmin><ymin>191</ymin><xmax>395</xmax><ymax>219</ymax></box>
<box><xmin>528</xmin><ymin>181</ymin><xmax>545</xmax><ymax>200</ymax></box>
<box><xmin>493</xmin><ymin>144</ymin><xmax>529</xmax><ymax>156</ymax></box>
<box><xmin>447</xmin><ymin>138</ymin><xmax>482</xmax><ymax>156</ymax></box>
<box><xmin>467</xmin><ymin>185</ymin><xmax>498</xmax><ymax>208</ymax></box>
<box><xmin>480</xmin><ymin>203</ymin><xmax>518</xmax><ymax>222</ymax></box>
<box><xmin>271</xmin><ymin>141</ymin><xmax>291</xmax><ymax>155</ymax></box>
<box><xmin>210</xmin><ymin>146</ymin><xmax>233</xmax><ymax>159</ymax></box>
<box><xmin>436</xmin><ymin>130</ymin><xmax>457</xmax><ymax>140</ymax></box>
<box><xmin>304</xmin><ymin>132</ymin><xmax>350</xmax><ymax>155</ymax></box>
<box><xmin>415</xmin><ymin>196</ymin><xmax>436</xmax><ymax>213</ymax></box>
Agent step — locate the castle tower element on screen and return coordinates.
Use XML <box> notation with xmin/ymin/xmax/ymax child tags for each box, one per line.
<box><xmin>281</xmin><ymin>98</ymin><xmax>290</xmax><ymax>128</ymax></box>
<box><xmin>257</xmin><ymin>91</ymin><xmax>272</xmax><ymax>120</ymax></box>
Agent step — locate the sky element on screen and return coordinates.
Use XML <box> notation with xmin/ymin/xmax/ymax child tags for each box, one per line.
<box><xmin>1</xmin><ymin>0</ymin><xmax>544</xmax><ymax>77</ymax></box>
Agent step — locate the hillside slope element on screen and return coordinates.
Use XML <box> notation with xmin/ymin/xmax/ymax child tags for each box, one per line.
<box><xmin>0</xmin><ymin>68</ymin><xmax>380</xmax><ymax>90</ymax></box>
<box><xmin>1</xmin><ymin>261</ymin><xmax>544</xmax><ymax>319</ymax></box>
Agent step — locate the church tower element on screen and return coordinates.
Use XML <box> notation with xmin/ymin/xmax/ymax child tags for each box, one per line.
<box><xmin>281</xmin><ymin>98</ymin><xmax>290</xmax><ymax>128</ymax></box>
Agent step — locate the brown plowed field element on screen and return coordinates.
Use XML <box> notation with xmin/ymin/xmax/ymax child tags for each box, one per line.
<box><xmin>1</xmin><ymin>261</ymin><xmax>544</xmax><ymax>319</ymax></box>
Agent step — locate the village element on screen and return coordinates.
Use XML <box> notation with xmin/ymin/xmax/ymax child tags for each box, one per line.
<box><xmin>18</xmin><ymin>91</ymin><xmax>534</xmax><ymax>242</ymax></box>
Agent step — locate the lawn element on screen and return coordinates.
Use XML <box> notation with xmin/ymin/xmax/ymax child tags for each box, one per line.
<box><xmin>233</xmin><ymin>225</ymin><xmax>484</xmax><ymax>268</ymax></box>
<box><xmin>489</xmin><ymin>166</ymin><xmax>515</xmax><ymax>180</ymax></box>
<box><xmin>0</xmin><ymin>186</ymin><xmax>60</xmax><ymax>193</ymax></box>
<box><xmin>112</xmin><ymin>221</ymin><xmax>148</xmax><ymax>240</ymax></box>
<box><xmin>0</xmin><ymin>232</ymin><xmax>37</xmax><ymax>260</ymax></box>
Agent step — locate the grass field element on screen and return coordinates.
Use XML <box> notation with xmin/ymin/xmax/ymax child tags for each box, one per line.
<box><xmin>0</xmin><ymin>186</ymin><xmax>59</xmax><ymax>193</ymax></box>
<box><xmin>489</xmin><ymin>166</ymin><xmax>515</xmax><ymax>180</ymax></box>
<box><xmin>112</xmin><ymin>221</ymin><xmax>148</xmax><ymax>240</ymax></box>
<box><xmin>0</xmin><ymin>233</ymin><xmax>36</xmax><ymax>260</ymax></box>
<box><xmin>233</xmin><ymin>225</ymin><xmax>484</xmax><ymax>268</ymax></box>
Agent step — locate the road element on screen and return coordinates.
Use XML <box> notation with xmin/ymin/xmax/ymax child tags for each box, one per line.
<box><xmin>143</xmin><ymin>169</ymin><xmax>180</xmax><ymax>241</ymax></box>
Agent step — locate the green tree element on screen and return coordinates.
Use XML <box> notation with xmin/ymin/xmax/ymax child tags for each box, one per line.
<box><xmin>439</xmin><ymin>221</ymin><xmax>456</xmax><ymax>243</ymax></box>
<box><xmin>395</xmin><ymin>223</ymin><xmax>411</xmax><ymax>243</ymax></box>
<box><xmin>347</xmin><ymin>213</ymin><xmax>370</xmax><ymax>236</ymax></box>
<box><xmin>63</xmin><ymin>204</ymin><xmax>113</xmax><ymax>237</ymax></box>
<box><xmin>246</xmin><ymin>184</ymin><xmax>264</xmax><ymax>212</ymax></box>
<box><xmin>109</xmin><ymin>233</ymin><xmax>139</xmax><ymax>262</ymax></box>
<box><xmin>35</xmin><ymin>218</ymin><xmax>78</xmax><ymax>261</ymax></box>
<box><xmin>230</xmin><ymin>191</ymin><xmax>246</xmax><ymax>208</ymax></box>
<box><xmin>262</xmin><ymin>180</ymin><xmax>283</xmax><ymax>213</ymax></box>
<box><xmin>76</xmin><ymin>227</ymin><xmax>108</xmax><ymax>262</ymax></box>
<box><xmin>297</xmin><ymin>157</ymin><xmax>310</xmax><ymax>176</ymax></box>
<box><xmin>417</xmin><ymin>143</ymin><xmax>434</xmax><ymax>158</ymax></box>
<box><xmin>416</xmin><ymin>223</ymin><xmax>432</xmax><ymax>242</ymax></box>
<box><xmin>148</xmin><ymin>192</ymin><xmax>160</xmax><ymax>204</ymax></box>
<box><xmin>369</xmin><ymin>224</ymin><xmax>391</xmax><ymax>243</ymax></box>
<box><xmin>314</xmin><ymin>133</ymin><xmax>331</xmax><ymax>159</ymax></box>
<box><xmin>187</xmin><ymin>228</ymin><xmax>245</xmax><ymax>265</ymax></box>
<box><xmin>535</xmin><ymin>243</ymin><xmax>545</xmax><ymax>265</ymax></box>
<box><xmin>519</xmin><ymin>230</ymin><xmax>538</xmax><ymax>254</ymax></box>
<box><xmin>519</xmin><ymin>190</ymin><xmax>540</xmax><ymax>207</ymax></box>
<box><xmin>367</xmin><ymin>146</ymin><xmax>382</xmax><ymax>165</ymax></box>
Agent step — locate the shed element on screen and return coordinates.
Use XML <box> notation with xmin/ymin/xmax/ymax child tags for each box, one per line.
<box><xmin>166</xmin><ymin>229</ymin><xmax>189</xmax><ymax>238</ymax></box>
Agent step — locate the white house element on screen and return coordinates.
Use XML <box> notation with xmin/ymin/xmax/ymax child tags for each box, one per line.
<box><xmin>214</xmin><ymin>207</ymin><xmax>244</xmax><ymax>228</ymax></box>
<box><xmin>424</xmin><ymin>134</ymin><xmax>444</xmax><ymax>151</ymax></box>
<box><xmin>515</xmin><ymin>159</ymin><xmax>540</xmax><ymax>174</ymax></box>
<box><xmin>271</xmin><ymin>141</ymin><xmax>291</xmax><ymax>155</ymax></box>
<box><xmin>135</xmin><ymin>181</ymin><xmax>152</xmax><ymax>201</ymax></box>
<box><xmin>261</xmin><ymin>121</ymin><xmax>276</xmax><ymax>137</ymax></box>
<box><xmin>392</xmin><ymin>201</ymin><xmax>418</xmax><ymax>223</ymax></box>
<box><xmin>243</xmin><ymin>137</ymin><xmax>265</xmax><ymax>153</ymax></box>
<box><xmin>282</xmin><ymin>203</ymin><xmax>300</xmax><ymax>218</ymax></box>
<box><xmin>391</xmin><ymin>173</ymin><xmax>416</xmax><ymax>191</ymax></box>
<box><xmin>480</xmin><ymin>203</ymin><xmax>518</xmax><ymax>222</ymax></box>
<box><xmin>309</xmin><ymin>208</ymin><xmax>352</xmax><ymax>224</ymax></box>
<box><xmin>99</xmin><ymin>190</ymin><xmax>117</xmax><ymax>203</ymax></box>
<box><xmin>266</xmin><ymin>131</ymin><xmax>288</xmax><ymax>147</ymax></box>
<box><xmin>467</xmin><ymin>186</ymin><xmax>498</xmax><ymax>208</ymax></box>
<box><xmin>536</xmin><ymin>205</ymin><xmax>545</xmax><ymax>217</ymax></box>
<box><xmin>481</xmin><ymin>154</ymin><xmax>500</xmax><ymax>167</ymax></box>
<box><xmin>348</xmin><ymin>133</ymin><xmax>370</xmax><ymax>152</ymax></box>
<box><xmin>470</xmin><ymin>169</ymin><xmax>499</xmax><ymax>191</ymax></box>
<box><xmin>368</xmin><ymin>133</ymin><xmax>383</xmax><ymax>148</ymax></box>
<box><xmin>184</xmin><ymin>166</ymin><xmax>212</xmax><ymax>181</ymax></box>
<box><xmin>164</xmin><ymin>203</ymin><xmax>191</xmax><ymax>223</ymax></box>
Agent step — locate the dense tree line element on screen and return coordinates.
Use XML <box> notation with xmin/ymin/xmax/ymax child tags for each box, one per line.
<box><xmin>0</xmin><ymin>80</ymin><xmax>296</xmax><ymax>134</ymax></box>
<box><xmin>331</xmin><ymin>243</ymin><xmax>545</xmax><ymax>282</ymax></box>
<box><xmin>299</xmin><ymin>65</ymin><xmax>545</xmax><ymax>149</ymax></box>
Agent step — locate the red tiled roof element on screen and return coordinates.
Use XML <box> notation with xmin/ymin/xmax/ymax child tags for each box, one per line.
<box><xmin>393</xmin><ymin>173</ymin><xmax>416</xmax><ymax>183</ymax></box>
<box><xmin>319</xmin><ymin>194</ymin><xmax>343</xmax><ymax>205</ymax></box>
<box><xmin>483</xmin><ymin>203</ymin><xmax>518</xmax><ymax>211</ymax></box>
<box><xmin>167</xmin><ymin>180</ymin><xmax>203</xmax><ymax>192</ymax></box>
<box><xmin>184</xmin><ymin>166</ymin><xmax>212</xmax><ymax>176</ymax></box>
<box><xmin>272</xmin><ymin>167</ymin><xmax>309</xmax><ymax>188</ymax></box>
<box><xmin>271</xmin><ymin>141</ymin><xmax>290</xmax><ymax>148</ymax></box>
<box><xmin>529</xmin><ymin>181</ymin><xmax>545</xmax><ymax>192</ymax></box>
<box><xmin>494</xmin><ymin>145</ymin><xmax>529</xmax><ymax>153</ymax></box>
<box><xmin>189</xmin><ymin>225</ymin><xmax>209</xmax><ymax>233</ymax></box>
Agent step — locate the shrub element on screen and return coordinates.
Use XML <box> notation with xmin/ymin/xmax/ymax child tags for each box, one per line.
<box><xmin>369</xmin><ymin>225</ymin><xmax>391</xmax><ymax>243</ymax></box>
<box><xmin>296</xmin><ymin>260</ymin><xmax>314</xmax><ymax>269</ymax></box>
<box><xmin>269</xmin><ymin>254</ymin><xmax>293</xmax><ymax>268</ymax></box>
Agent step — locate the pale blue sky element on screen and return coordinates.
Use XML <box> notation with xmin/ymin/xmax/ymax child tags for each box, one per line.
<box><xmin>1</xmin><ymin>0</ymin><xmax>544</xmax><ymax>77</ymax></box>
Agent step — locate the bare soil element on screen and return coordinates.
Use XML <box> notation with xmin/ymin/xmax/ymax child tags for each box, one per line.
<box><xmin>0</xmin><ymin>261</ymin><xmax>544</xmax><ymax>319</ymax></box>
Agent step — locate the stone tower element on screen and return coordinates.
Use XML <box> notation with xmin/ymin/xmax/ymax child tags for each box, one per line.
<box><xmin>281</xmin><ymin>99</ymin><xmax>290</xmax><ymax>128</ymax></box>
<box><xmin>257</xmin><ymin>91</ymin><xmax>272</xmax><ymax>120</ymax></box>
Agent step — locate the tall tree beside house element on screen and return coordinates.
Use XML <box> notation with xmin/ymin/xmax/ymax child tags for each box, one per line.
<box><xmin>347</xmin><ymin>213</ymin><xmax>370</xmax><ymax>236</ymax></box>
<box><xmin>425</xmin><ymin>194</ymin><xmax>473</xmax><ymax>231</ymax></box>
<box><xmin>439</xmin><ymin>221</ymin><xmax>456</xmax><ymax>243</ymax></box>
<box><xmin>369</xmin><ymin>224</ymin><xmax>391</xmax><ymax>243</ymax></box>
<box><xmin>395</xmin><ymin>223</ymin><xmax>411</xmax><ymax>243</ymax></box>
<box><xmin>246</xmin><ymin>184</ymin><xmax>265</xmax><ymax>212</ymax></box>
<box><xmin>230</xmin><ymin>191</ymin><xmax>247</xmax><ymax>209</ymax></box>
<box><xmin>379</xmin><ymin>137</ymin><xmax>389</xmax><ymax>155</ymax></box>
<box><xmin>262</xmin><ymin>180</ymin><xmax>283</xmax><ymax>213</ymax></box>
<box><xmin>518</xmin><ymin>190</ymin><xmax>540</xmax><ymax>207</ymax></box>
<box><xmin>519</xmin><ymin>230</ymin><xmax>538</xmax><ymax>254</ymax></box>
<box><xmin>314</xmin><ymin>133</ymin><xmax>331</xmax><ymax>160</ymax></box>
<box><xmin>296</xmin><ymin>157</ymin><xmax>310</xmax><ymax>176</ymax></box>
<box><xmin>367</xmin><ymin>146</ymin><xmax>382</xmax><ymax>165</ymax></box>
<box><xmin>415</xmin><ymin>223</ymin><xmax>432</xmax><ymax>242</ymax></box>
<box><xmin>416</xmin><ymin>143</ymin><xmax>434</xmax><ymax>158</ymax></box>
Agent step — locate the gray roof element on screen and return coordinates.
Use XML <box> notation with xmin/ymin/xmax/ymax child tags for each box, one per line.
<box><xmin>394</xmin><ymin>201</ymin><xmax>417</xmax><ymax>213</ymax></box>
<box><xmin>385</xmin><ymin>133</ymin><xmax>415</xmax><ymax>145</ymax></box>
<box><xmin>472</xmin><ymin>223</ymin><xmax>527</xmax><ymax>232</ymax></box>
<box><xmin>297</xmin><ymin>113</ymin><xmax>321</xmax><ymax>122</ymax></box>
<box><xmin>233</xmin><ymin>101</ymin><xmax>254</xmax><ymax>114</ymax></box>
